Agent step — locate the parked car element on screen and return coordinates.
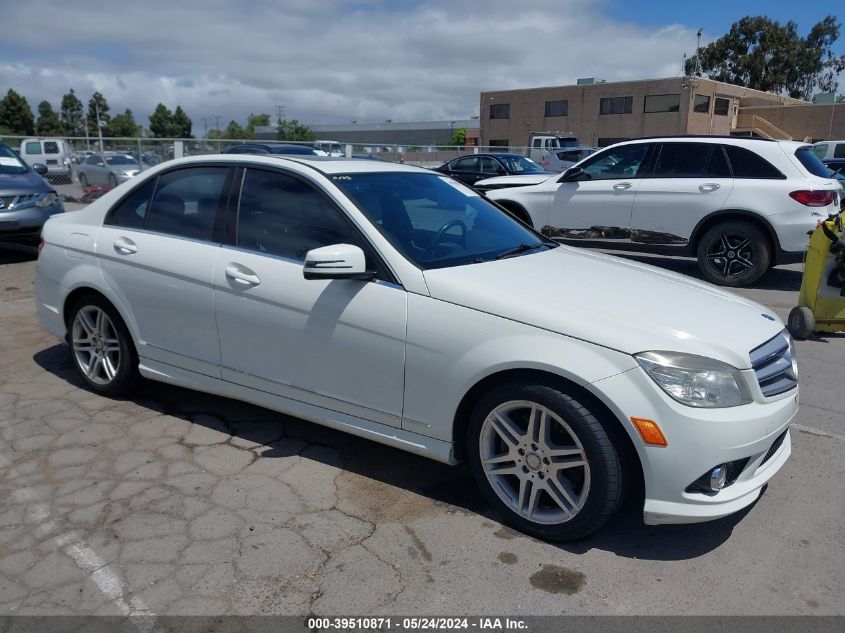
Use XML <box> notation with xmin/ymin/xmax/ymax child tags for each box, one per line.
<box><xmin>812</xmin><ymin>140</ymin><xmax>845</xmax><ymax>160</ymax></box>
<box><xmin>435</xmin><ymin>153</ymin><xmax>553</xmax><ymax>187</ymax></box>
<box><xmin>485</xmin><ymin>136</ymin><xmax>841</xmax><ymax>286</ymax></box>
<box><xmin>18</xmin><ymin>138</ymin><xmax>73</xmax><ymax>183</ymax></box>
<box><xmin>527</xmin><ymin>133</ymin><xmax>582</xmax><ymax>162</ymax></box>
<box><xmin>541</xmin><ymin>146</ymin><xmax>600</xmax><ymax>172</ymax></box>
<box><xmin>0</xmin><ymin>142</ymin><xmax>64</xmax><ymax>244</ymax></box>
<box><xmin>221</xmin><ymin>143</ymin><xmax>321</xmax><ymax>156</ymax></box>
<box><xmin>822</xmin><ymin>159</ymin><xmax>845</xmax><ymax>181</ymax></box>
<box><xmin>314</xmin><ymin>140</ymin><xmax>345</xmax><ymax>156</ymax></box>
<box><xmin>77</xmin><ymin>153</ymin><xmax>143</xmax><ymax>187</ymax></box>
<box><xmin>36</xmin><ymin>154</ymin><xmax>796</xmax><ymax>541</ymax></box>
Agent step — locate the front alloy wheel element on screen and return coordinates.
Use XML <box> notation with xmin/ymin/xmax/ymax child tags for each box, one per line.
<box><xmin>467</xmin><ymin>384</ymin><xmax>622</xmax><ymax>541</ymax></box>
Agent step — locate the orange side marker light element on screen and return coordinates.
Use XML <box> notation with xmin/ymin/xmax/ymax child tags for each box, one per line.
<box><xmin>630</xmin><ymin>417</ymin><xmax>668</xmax><ymax>447</ymax></box>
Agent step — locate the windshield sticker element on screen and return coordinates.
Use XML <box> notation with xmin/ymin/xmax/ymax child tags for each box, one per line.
<box><xmin>438</xmin><ymin>176</ymin><xmax>479</xmax><ymax>197</ymax></box>
<box><xmin>0</xmin><ymin>157</ymin><xmax>21</xmax><ymax>166</ymax></box>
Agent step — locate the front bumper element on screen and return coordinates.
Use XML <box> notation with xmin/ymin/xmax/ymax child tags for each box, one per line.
<box><xmin>592</xmin><ymin>367</ymin><xmax>797</xmax><ymax>525</ymax></box>
<box><xmin>0</xmin><ymin>202</ymin><xmax>64</xmax><ymax>240</ymax></box>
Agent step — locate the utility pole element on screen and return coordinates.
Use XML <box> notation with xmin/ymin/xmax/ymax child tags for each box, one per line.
<box><xmin>95</xmin><ymin>103</ymin><xmax>104</xmax><ymax>152</ymax></box>
<box><xmin>276</xmin><ymin>105</ymin><xmax>285</xmax><ymax>125</ymax></box>
<box><xmin>696</xmin><ymin>28</ymin><xmax>703</xmax><ymax>76</ymax></box>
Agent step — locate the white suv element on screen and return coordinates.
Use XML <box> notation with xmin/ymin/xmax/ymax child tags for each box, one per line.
<box><xmin>36</xmin><ymin>155</ymin><xmax>797</xmax><ymax>540</ymax></box>
<box><xmin>484</xmin><ymin>137</ymin><xmax>841</xmax><ymax>286</ymax></box>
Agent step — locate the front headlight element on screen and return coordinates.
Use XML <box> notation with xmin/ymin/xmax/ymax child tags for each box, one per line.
<box><xmin>34</xmin><ymin>193</ymin><xmax>58</xmax><ymax>208</ymax></box>
<box><xmin>635</xmin><ymin>351</ymin><xmax>751</xmax><ymax>408</ymax></box>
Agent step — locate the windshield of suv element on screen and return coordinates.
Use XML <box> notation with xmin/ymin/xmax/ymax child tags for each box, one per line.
<box><xmin>795</xmin><ymin>146</ymin><xmax>834</xmax><ymax>179</ymax></box>
<box><xmin>0</xmin><ymin>144</ymin><xmax>27</xmax><ymax>175</ymax></box>
<box><xmin>333</xmin><ymin>172</ymin><xmax>555</xmax><ymax>269</ymax></box>
<box><xmin>498</xmin><ymin>155</ymin><xmax>546</xmax><ymax>173</ymax></box>
<box><xmin>106</xmin><ymin>155</ymin><xmax>140</xmax><ymax>166</ymax></box>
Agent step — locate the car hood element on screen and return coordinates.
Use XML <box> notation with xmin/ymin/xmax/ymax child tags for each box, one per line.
<box><xmin>475</xmin><ymin>173</ymin><xmax>555</xmax><ymax>188</ymax></box>
<box><xmin>422</xmin><ymin>246</ymin><xmax>783</xmax><ymax>369</ymax></box>
<box><xmin>0</xmin><ymin>170</ymin><xmax>51</xmax><ymax>194</ymax></box>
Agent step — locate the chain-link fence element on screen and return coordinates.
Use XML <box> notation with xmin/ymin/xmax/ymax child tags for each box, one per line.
<box><xmin>0</xmin><ymin>134</ymin><xmax>535</xmax><ymax>206</ymax></box>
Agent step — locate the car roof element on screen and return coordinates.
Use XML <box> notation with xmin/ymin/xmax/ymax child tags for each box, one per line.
<box><xmin>164</xmin><ymin>154</ymin><xmax>432</xmax><ymax>175</ymax></box>
<box><xmin>608</xmin><ymin>136</ymin><xmax>809</xmax><ymax>151</ymax></box>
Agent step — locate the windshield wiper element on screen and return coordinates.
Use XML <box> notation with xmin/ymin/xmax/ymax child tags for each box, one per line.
<box><xmin>495</xmin><ymin>242</ymin><xmax>549</xmax><ymax>260</ymax></box>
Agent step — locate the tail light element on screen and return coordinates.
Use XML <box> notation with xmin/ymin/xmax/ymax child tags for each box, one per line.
<box><xmin>789</xmin><ymin>190</ymin><xmax>835</xmax><ymax>207</ymax></box>
<box><xmin>38</xmin><ymin>238</ymin><xmax>45</xmax><ymax>255</ymax></box>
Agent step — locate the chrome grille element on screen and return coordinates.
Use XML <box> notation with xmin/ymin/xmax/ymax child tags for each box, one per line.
<box><xmin>749</xmin><ymin>330</ymin><xmax>797</xmax><ymax>397</ymax></box>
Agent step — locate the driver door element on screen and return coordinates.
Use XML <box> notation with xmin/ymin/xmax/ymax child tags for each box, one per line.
<box><xmin>212</xmin><ymin>167</ymin><xmax>407</xmax><ymax>427</ymax></box>
<box><xmin>548</xmin><ymin>143</ymin><xmax>653</xmax><ymax>242</ymax></box>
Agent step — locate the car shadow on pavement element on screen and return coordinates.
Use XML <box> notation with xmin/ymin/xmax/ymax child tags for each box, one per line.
<box><xmin>606</xmin><ymin>251</ymin><xmax>803</xmax><ymax>292</ymax></box>
<box><xmin>34</xmin><ymin>342</ymin><xmax>750</xmax><ymax>561</ymax></box>
<box><xmin>0</xmin><ymin>243</ymin><xmax>38</xmax><ymax>264</ymax></box>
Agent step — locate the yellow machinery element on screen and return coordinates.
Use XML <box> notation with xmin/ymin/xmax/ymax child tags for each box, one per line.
<box><xmin>788</xmin><ymin>211</ymin><xmax>845</xmax><ymax>339</ymax></box>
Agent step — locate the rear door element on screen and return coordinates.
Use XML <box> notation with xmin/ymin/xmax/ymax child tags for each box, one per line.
<box><xmin>97</xmin><ymin>165</ymin><xmax>233</xmax><ymax>376</ymax></box>
<box><xmin>630</xmin><ymin>142</ymin><xmax>733</xmax><ymax>245</ymax></box>
<box><xmin>448</xmin><ymin>156</ymin><xmax>482</xmax><ymax>185</ymax></box>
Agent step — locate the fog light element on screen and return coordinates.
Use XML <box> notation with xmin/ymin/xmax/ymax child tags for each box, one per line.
<box><xmin>709</xmin><ymin>465</ymin><xmax>727</xmax><ymax>491</ymax></box>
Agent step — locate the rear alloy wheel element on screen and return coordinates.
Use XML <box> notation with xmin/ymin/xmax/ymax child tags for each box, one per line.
<box><xmin>78</xmin><ymin>172</ymin><xmax>88</xmax><ymax>186</ymax></box>
<box><xmin>467</xmin><ymin>384</ymin><xmax>622</xmax><ymax>541</ymax></box>
<box><xmin>697</xmin><ymin>221</ymin><xmax>771</xmax><ymax>287</ymax></box>
<box><xmin>68</xmin><ymin>296</ymin><xmax>138</xmax><ymax>396</ymax></box>
<box><xmin>108</xmin><ymin>173</ymin><xmax>118</xmax><ymax>188</ymax></box>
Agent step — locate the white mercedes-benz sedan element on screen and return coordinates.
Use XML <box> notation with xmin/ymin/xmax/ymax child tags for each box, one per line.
<box><xmin>35</xmin><ymin>155</ymin><xmax>798</xmax><ymax>541</ymax></box>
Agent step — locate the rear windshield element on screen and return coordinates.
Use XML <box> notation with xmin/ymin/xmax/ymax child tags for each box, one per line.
<box><xmin>795</xmin><ymin>146</ymin><xmax>834</xmax><ymax>178</ymax></box>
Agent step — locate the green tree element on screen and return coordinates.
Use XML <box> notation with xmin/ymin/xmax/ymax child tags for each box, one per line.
<box><xmin>0</xmin><ymin>89</ymin><xmax>35</xmax><ymax>135</ymax></box>
<box><xmin>60</xmin><ymin>89</ymin><xmax>84</xmax><ymax>136</ymax></box>
<box><xmin>87</xmin><ymin>91</ymin><xmax>111</xmax><ymax>136</ymax></box>
<box><xmin>450</xmin><ymin>127</ymin><xmax>467</xmax><ymax>146</ymax></box>
<box><xmin>172</xmin><ymin>106</ymin><xmax>192</xmax><ymax>138</ymax></box>
<box><xmin>687</xmin><ymin>15</ymin><xmax>845</xmax><ymax>99</ymax></box>
<box><xmin>108</xmin><ymin>108</ymin><xmax>140</xmax><ymax>137</ymax></box>
<box><xmin>224</xmin><ymin>120</ymin><xmax>247</xmax><ymax>139</ymax></box>
<box><xmin>246</xmin><ymin>112</ymin><xmax>271</xmax><ymax>136</ymax></box>
<box><xmin>36</xmin><ymin>100</ymin><xmax>63</xmax><ymax>135</ymax></box>
<box><xmin>148</xmin><ymin>103</ymin><xmax>178</xmax><ymax>137</ymax></box>
<box><xmin>276</xmin><ymin>119</ymin><xmax>316</xmax><ymax>141</ymax></box>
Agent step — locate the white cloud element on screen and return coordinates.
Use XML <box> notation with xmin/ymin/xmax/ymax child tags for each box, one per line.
<box><xmin>0</xmin><ymin>0</ymin><xmax>702</xmax><ymax>130</ymax></box>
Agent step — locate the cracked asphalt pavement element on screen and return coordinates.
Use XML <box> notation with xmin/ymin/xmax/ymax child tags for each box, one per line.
<box><xmin>0</xmin><ymin>244</ymin><xmax>843</xmax><ymax>617</ymax></box>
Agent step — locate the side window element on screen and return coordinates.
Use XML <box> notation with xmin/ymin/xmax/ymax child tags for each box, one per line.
<box><xmin>532</xmin><ymin>139</ymin><xmax>542</xmax><ymax>148</ymax></box>
<box><xmin>106</xmin><ymin>179</ymin><xmax>157</xmax><ymax>229</ymax></box>
<box><xmin>579</xmin><ymin>144</ymin><xmax>649</xmax><ymax>180</ymax></box>
<box><xmin>452</xmin><ymin>157</ymin><xmax>479</xmax><ymax>172</ymax></box>
<box><xmin>86</xmin><ymin>155</ymin><xmax>101</xmax><ymax>165</ymax></box>
<box><xmin>480</xmin><ymin>157</ymin><xmax>502</xmax><ymax>174</ymax></box>
<box><xmin>724</xmin><ymin>146</ymin><xmax>785</xmax><ymax>179</ymax></box>
<box><xmin>25</xmin><ymin>142</ymin><xmax>41</xmax><ymax>155</ymax></box>
<box><xmin>706</xmin><ymin>146</ymin><xmax>732</xmax><ymax>178</ymax></box>
<box><xmin>236</xmin><ymin>169</ymin><xmax>366</xmax><ymax>262</ymax></box>
<box><xmin>834</xmin><ymin>144</ymin><xmax>845</xmax><ymax>159</ymax></box>
<box><xmin>146</xmin><ymin>167</ymin><xmax>229</xmax><ymax>240</ymax></box>
<box><xmin>44</xmin><ymin>141</ymin><xmax>59</xmax><ymax>154</ymax></box>
<box><xmin>651</xmin><ymin>143</ymin><xmax>712</xmax><ymax>178</ymax></box>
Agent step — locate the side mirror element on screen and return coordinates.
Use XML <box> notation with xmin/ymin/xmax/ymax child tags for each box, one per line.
<box><xmin>560</xmin><ymin>167</ymin><xmax>585</xmax><ymax>182</ymax></box>
<box><xmin>32</xmin><ymin>163</ymin><xmax>48</xmax><ymax>175</ymax></box>
<box><xmin>303</xmin><ymin>244</ymin><xmax>374</xmax><ymax>281</ymax></box>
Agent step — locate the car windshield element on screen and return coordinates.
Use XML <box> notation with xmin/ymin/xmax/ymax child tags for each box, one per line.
<box><xmin>497</xmin><ymin>155</ymin><xmax>546</xmax><ymax>173</ymax></box>
<box><xmin>333</xmin><ymin>172</ymin><xmax>555</xmax><ymax>270</ymax></box>
<box><xmin>106</xmin><ymin>155</ymin><xmax>139</xmax><ymax>166</ymax></box>
<box><xmin>0</xmin><ymin>144</ymin><xmax>27</xmax><ymax>175</ymax></box>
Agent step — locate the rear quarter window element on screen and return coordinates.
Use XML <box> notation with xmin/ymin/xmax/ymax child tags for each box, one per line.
<box><xmin>724</xmin><ymin>145</ymin><xmax>784</xmax><ymax>179</ymax></box>
<box><xmin>835</xmin><ymin>144</ymin><xmax>845</xmax><ymax>159</ymax></box>
<box><xmin>795</xmin><ymin>146</ymin><xmax>835</xmax><ymax>179</ymax></box>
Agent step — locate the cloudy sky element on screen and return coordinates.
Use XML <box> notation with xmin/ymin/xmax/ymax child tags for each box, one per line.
<box><xmin>1</xmin><ymin>0</ymin><xmax>842</xmax><ymax>132</ymax></box>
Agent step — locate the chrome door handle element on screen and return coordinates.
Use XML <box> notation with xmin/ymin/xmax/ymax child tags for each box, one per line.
<box><xmin>225</xmin><ymin>264</ymin><xmax>261</xmax><ymax>286</ymax></box>
<box><xmin>699</xmin><ymin>183</ymin><xmax>721</xmax><ymax>192</ymax></box>
<box><xmin>113</xmin><ymin>237</ymin><xmax>138</xmax><ymax>254</ymax></box>
<box><xmin>613</xmin><ymin>182</ymin><xmax>633</xmax><ymax>190</ymax></box>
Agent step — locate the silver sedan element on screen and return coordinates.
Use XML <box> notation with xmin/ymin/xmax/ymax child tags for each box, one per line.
<box><xmin>77</xmin><ymin>153</ymin><xmax>143</xmax><ymax>187</ymax></box>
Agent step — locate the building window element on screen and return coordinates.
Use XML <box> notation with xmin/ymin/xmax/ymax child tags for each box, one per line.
<box><xmin>599</xmin><ymin>96</ymin><xmax>633</xmax><ymax>115</ymax></box>
<box><xmin>643</xmin><ymin>94</ymin><xmax>681</xmax><ymax>113</ymax></box>
<box><xmin>489</xmin><ymin>104</ymin><xmax>510</xmax><ymax>119</ymax></box>
<box><xmin>544</xmin><ymin>100</ymin><xmax>568</xmax><ymax>117</ymax></box>
<box><xmin>714</xmin><ymin>97</ymin><xmax>730</xmax><ymax>116</ymax></box>
<box><xmin>693</xmin><ymin>94</ymin><xmax>710</xmax><ymax>113</ymax></box>
<box><xmin>488</xmin><ymin>139</ymin><xmax>509</xmax><ymax>147</ymax></box>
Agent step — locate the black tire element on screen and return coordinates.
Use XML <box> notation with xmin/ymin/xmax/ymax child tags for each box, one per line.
<box><xmin>108</xmin><ymin>173</ymin><xmax>118</xmax><ymax>188</ymax></box>
<box><xmin>466</xmin><ymin>382</ymin><xmax>622</xmax><ymax>541</ymax></box>
<box><xmin>696</xmin><ymin>221</ymin><xmax>771</xmax><ymax>287</ymax></box>
<box><xmin>787</xmin><ymin>306</ymin><xmax>815</xmax><ymax>339</ymax></box>
<box><xmin>67</xmin><ymin>294</ymin><xmax>139</xmax><ymax>396</ymax></box>
<box><xmin>78</xmin><ymin>172</ymin><xmax>88</xmax><ymax>186</ymax></box>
